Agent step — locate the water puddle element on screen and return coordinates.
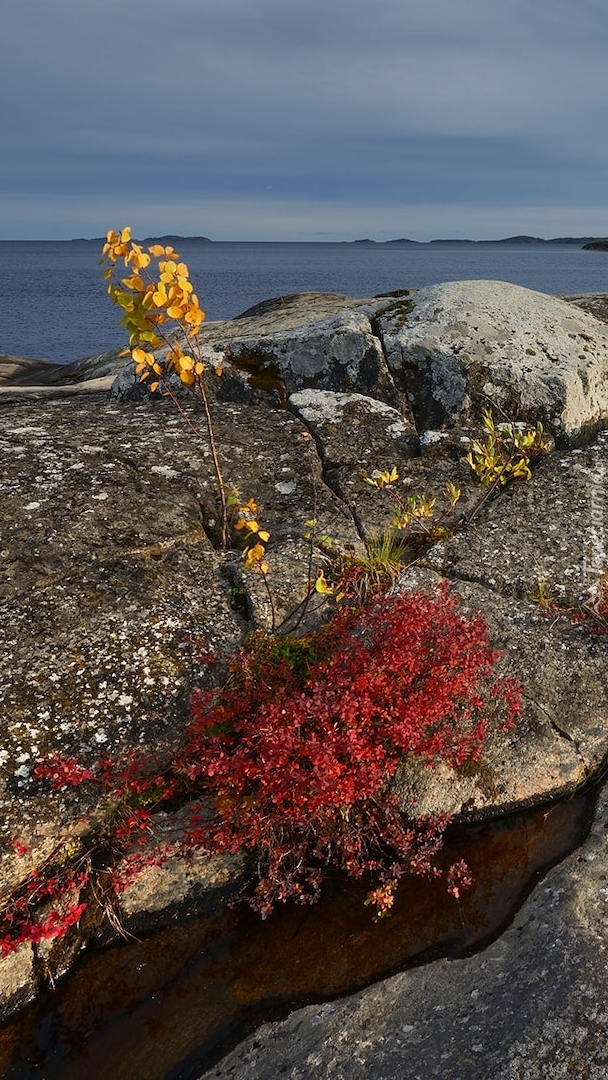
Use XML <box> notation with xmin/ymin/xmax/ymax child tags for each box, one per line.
<box><xmin>0</xmin><ymin>787</ymin><xmax>598</xmax><ymax>1080</ymax></box>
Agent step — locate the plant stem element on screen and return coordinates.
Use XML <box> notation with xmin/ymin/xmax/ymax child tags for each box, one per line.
<box><xmin>164</xmin><ymin>379</ymin><xmax>229</xmax><ymax>549</ymax></box>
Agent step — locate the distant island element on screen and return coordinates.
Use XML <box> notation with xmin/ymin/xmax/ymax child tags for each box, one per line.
<box><xmin>61</xmin><ymin>233</ymin><xmax>607</xmax><ymax>247</ymax></box>
<box><xmin>354</xmin><ymin>235</ymin><xmax>608</xmax><ymax>247</ymax></box>
<box><xmin>142</xmin><ymin>235</ymin><xmax>213</xmax><ymax>244</ymax></box>
<box><xmin>67</xmin><ymin>235</ymin><xmax>213</xmax><ymax>244</ymax></box>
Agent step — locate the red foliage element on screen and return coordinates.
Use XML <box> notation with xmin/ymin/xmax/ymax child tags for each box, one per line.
<box><xmin>1</xmin><ymin>583</ymin><xmax>521</xmax><ymax>949</ymax></box>
<box><xmin>9</xmin><ymin>839</ymin><xmax>30</xmax><ymax>857</ymax></box>
<box><xmin>0</xmin><ymin>863</ymin><xmax>90</xmax><ymax>957</ymax></box>
<box><xmin>33</xmin><ymin>755</ymin><xmax>95</xmax><ymax>788</ymax></box>
<box><xmin>180</xmin><ymin>583</ymin><xmax>521</xmax><ymax>915</ymax></box>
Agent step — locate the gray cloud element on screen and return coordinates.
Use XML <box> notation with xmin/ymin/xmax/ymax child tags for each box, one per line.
<box><xmin>1</xmin><ymin>0</ymin><xmax>607</xmax><ymax>237</ymax></box>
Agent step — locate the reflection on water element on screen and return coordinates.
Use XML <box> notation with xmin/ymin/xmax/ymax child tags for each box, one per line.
<box><xmin>0</xmin><ymin>791</ymin><xmax>597</xmax><ymax>1080</ymax></box>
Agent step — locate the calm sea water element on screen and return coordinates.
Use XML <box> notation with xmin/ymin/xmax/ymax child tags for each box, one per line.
<box><xmin>1</xmin><ymin>240</ymin><xmax>607</xmax><ymax>365</ymax></box>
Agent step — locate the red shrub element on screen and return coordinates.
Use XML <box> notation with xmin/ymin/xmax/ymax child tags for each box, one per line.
<box><xmin>181</xmin><ymin>583</ymin><xmax>521</xmax><ymax>916</ymax></box>
<box><xmin>3</xmin><ymin>583</ymin><xmax>520</xmax><ymax>948</ymax></box>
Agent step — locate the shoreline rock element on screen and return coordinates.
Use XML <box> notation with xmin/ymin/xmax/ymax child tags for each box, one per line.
<box><xmin>1</xmin><ymin>280</ymin><xmax>608</xmax><ymax>1024</ymax></box>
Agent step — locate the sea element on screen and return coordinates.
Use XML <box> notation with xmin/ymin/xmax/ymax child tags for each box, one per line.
<box><xmin>0</xmin><ymin>239</ymin><xmax>607</xmax><ymax>365</ymax></box>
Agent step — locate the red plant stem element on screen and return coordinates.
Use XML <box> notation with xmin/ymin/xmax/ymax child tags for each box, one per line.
<box><xmin>164</xmin><ymin>379</ymin><xmax>229</xmax><ymax>549</ymax></box>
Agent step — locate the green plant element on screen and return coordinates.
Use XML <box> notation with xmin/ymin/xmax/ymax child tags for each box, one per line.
<box><xmin>326</xmin><ymin>527</ymin><xmax>408</xmax><ymax>602</ymax></box>
<box><xmin>465</xmin><ymin>409</ymin><xmax>553</xmax><ymax>487</ymax></box>
<box><xmin>378</xmin><ymin>295</ymin><xmax>416</xmax><ymax>327</ymax></box>
<box><xmin>365</xmin><ymin>468</ymin><xmax>461</xmax><ymax>541</ymax></box>
<box><xmin>535</xmin><ymin>568</ymin><xmax>608</xmax><ymax>634</ymax></box>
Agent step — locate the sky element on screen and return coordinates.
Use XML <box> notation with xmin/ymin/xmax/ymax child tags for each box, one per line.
<box><xmin>1</xmin><ymin>0</ymin><xmax>607</xmax><ymax>241</ymax></box>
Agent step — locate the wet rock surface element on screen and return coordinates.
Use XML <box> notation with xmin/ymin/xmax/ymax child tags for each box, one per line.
<box><xmin>1</xmin><ymin>281</ymin><xmax>608</xmax><ymax>1032</ymax></box>
<box><xmin>197</xmin><ymin>781</ymin><xmax>608</xmax><ymax>1080</ymax></box>
<box><xmin>196</xmin><ymin>786</ymin><xmax>608</xmax><ymax>1080</ymax></box>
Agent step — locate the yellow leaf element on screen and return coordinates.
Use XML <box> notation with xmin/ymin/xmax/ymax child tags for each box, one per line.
<box><xmin>167</xmin><ymin>305</ymin><xmax>184</xmax><ymax>318</ymax></box>
<box><xmin>178</xmin><ymin>355</ymin><xmax>194</xmax><ymax>371</ymax></box>
<box><xmin>215</xmin><ymin>366</ymin><xmax>223</xmax><ymax>377</ymax></box>
<box><xmin>179</xmin><ymin>371</ymin><xmax>196</xmax><ymax>386</ymax></box>
<box><xmin>315</xmin><ymin>570</ymin><xmax>335</xmax><ymax>595</ymax></box>
<box><xmin>195</xmin><ymin>362</ymin><xmax>205</xmax><ymax>374</ymax></box>
<box><xmin>120</xmin><ymin>227</ymin><xmax>131</xmax><ymax>243</ymax></box>
<box><xmin>123</xmin><ymin>274</ymin><xmax>144</xmax><ymax>291</ymax></box>
<box><xmin>184</xmin><ymin>308</ymin><xmax>204</xmax><ymax>327</ymax></box>
<box><xmin>148</xmin><ymin>244</ymin><xmax>165</xmax><ymax>257</ymax></box>
<box><xmin>132</xmin><ymin>347</ymin><xmax>147</xmax><ymax>364</ymax></box>
<box><xmin>243</xmin><ymin>543</ymin><xmax>265</xmax><ymax>568</ymax></box>
<box><xmin>258</xmin><ymin>530</ymin><xmax>271</xmax><ymax>542</ymax></box>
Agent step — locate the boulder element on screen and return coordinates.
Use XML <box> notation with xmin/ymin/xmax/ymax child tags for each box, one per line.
<box><xmin>379</xmin><ymin>280</ymin><xmax>608</xmax><ymax>443</ymax></box>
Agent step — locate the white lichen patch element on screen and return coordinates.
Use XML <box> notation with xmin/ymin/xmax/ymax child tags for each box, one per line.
<box><xmin>419</xmin><ymin>430</ymin><xmax>449</xmax><ymax>445</ymax></box>
<box><xmin>150</xmin><ymin>465</ymin><xmax>179</xmax><ymax>479</ymax></box>
<box><xmin>290</xmin><ymin>388</ymin><xmax>407</xmax><ymax>431</ymax></box>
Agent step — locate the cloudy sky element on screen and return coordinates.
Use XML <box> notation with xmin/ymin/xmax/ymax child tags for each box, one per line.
<box><xmin>2</xmin><ymin>0</ymin><xmax>607</xmax><ymax>241</ymax></box>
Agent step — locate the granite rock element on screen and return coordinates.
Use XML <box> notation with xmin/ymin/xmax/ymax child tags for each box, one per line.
<box><xmin>2</xmin><ymin>282</ymin><xmax>608</xmax><ymax>1021</ymax></box>
<box><xmin>379</xmin><ymin>280</ymin><xmax>608</xmax><ymax>443</ymax></box>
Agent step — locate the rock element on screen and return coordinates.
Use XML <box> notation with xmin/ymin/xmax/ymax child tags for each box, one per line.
<box><xmin>196</xmin><ymin>781</ymin><xmax>608</xmax><ymax>1080</ymax></box>
<box><xmin>0</xmin><ymin>347</ymin><xmax>129</xmax><ymax>391</ymax></box>
<box><xmin>289</xmin><ymin>389</ymin><xmax>419</xmax><ymax>538</ymax></box>
<box><xmin>116</xmin><ymin>805</ymin><xmax>248</xmax><ymax>937</ymax></box>
<box><xmin>391</xmin><ymin>567</ymin><xmax>608</xmax><ymax>818</ymax></box>
<box><xmin>2</xmin><ymin>282</ymin><xmax>608</xmax><ymax>1017</ymax></box>
<box><xmin>0</xmin><ymin>355</ymin><xmax>61</xmax><ymax>385</ymax></box>
<box><xmin>379</xmin><ymin>280</ymin><xmax>608</xmax><ymax>443</ymax></box>
<box><xmin>562</xmin><ymin>292</ymin><xmax>608</xmax><ymax>324</ymax></box>
<box><xmin>424</xmin><ymin>430</ymin><xmax>608</xmax><ymax>603</ymax></box>
<box><xmin>0</xmin><ymin>945</ymin><xmax>36</xmax><ymax>1020</ymax></box>
<box><xmin>224</xmin><ymin>307</ymin><xmax>401</xmax><ymax>406</ymax></box>
<box><xmin>105</xmin><ymin>291</ymin><xmax>414</xmax><ymax>411</ymax></box>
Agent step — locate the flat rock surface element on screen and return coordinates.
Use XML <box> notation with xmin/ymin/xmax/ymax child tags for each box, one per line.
<box><xmin>198</xmin><ymin>781</ymin><xmax>608</xmax><ymax>1080</ymax></box>
<box><xmin>425</xmin><ymin>430</ymin><xmax>608</xmax><ymax>602</ymax></box>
